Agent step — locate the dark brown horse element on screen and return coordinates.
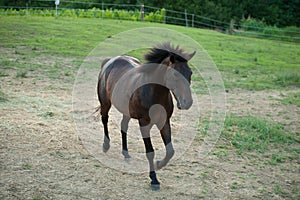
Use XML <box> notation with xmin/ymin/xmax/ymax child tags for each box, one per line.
<box><xmin>97</xmin><ymin>42</ymin><xmax>195</xmax><ymax>189</ymax></box>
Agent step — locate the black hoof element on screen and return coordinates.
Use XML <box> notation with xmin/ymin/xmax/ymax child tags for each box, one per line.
<box><xmin>150</xmin><ymin>183</ymin><xmax>160</xmax><ymax>191</ymax></box>
<box><xmin>151</xmin><ymin>179</ymin><xmax>160</xmax><ymax>185</ymax></box>
<box><xmin>122</xmin><ymin>150</ymin><xmax>131</xmax><ymax>159</ymax></box>
<box><xmin>149</xmin><ymin>171</ymin><xmax>160</xmax><ymax>191</ymax></box>
<box><xmin>102</xmin><ymin>142</ymin><xmax>110</xmax><ymax>153</ymax></box>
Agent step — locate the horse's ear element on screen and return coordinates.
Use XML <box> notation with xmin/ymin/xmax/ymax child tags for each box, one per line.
<box><xmin>162</xmin><ymin>55</ymin><xmax>174</xmax><ymax>66</ymax></box>
<box><xmin>186</xmin><ymin>51</ymin><xmax>196</xmax><ymax>61</ymax></box>
<box><xmin>170</xmin><ymin>55</ymin><xmax>175</xmax><ymax>64</ymax></box>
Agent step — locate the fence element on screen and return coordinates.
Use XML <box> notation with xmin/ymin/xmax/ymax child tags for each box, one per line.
<box><xmin>1</xmin><ymin>0</ymin><xmax>300</xmax><ymax>42</ymax></box>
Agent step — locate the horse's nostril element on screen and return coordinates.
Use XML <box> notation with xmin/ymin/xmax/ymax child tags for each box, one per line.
<box><xmin>177</xmin><ymin>101</ymin><xmax>182</xmax><ymax>109</ymax></box>
<box><xmin>181</xmin><ymin>99</ymin><xmax>193</xmax><ymax>109</ymax></box>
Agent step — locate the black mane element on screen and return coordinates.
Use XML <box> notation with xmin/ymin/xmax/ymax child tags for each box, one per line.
<box><xmin>144</xmin><ymin>42</ymin><xmax>189</xmax><ymax>63</ymax></box>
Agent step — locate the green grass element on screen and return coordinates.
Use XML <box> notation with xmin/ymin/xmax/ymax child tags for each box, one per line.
<box><xmin>275</xmin><ymin>69</ymin><xmax>300</xmax><ymax>87</ymax></box>
<box><xmin>0</xmin><ymin>16</ymin><xmax>299</xmax><ymax>90</ymax></box>
<box><xmin>198</xmin><ymin>113</ymin><xmax>300</xmax><ymax>166</ymax></box>
<box><xmin>0</xmin><ymin>90</ymin><xmax>8</xmax><ymax>102</ymax></box>
<box><xmin>222</xmin><ymin>115</ymin><xmax>298</xmax><ymax>154</ymax></box>
<box><xmin>15</xmin><ymin>70</ymin><xmax>28</xmax><ymax>78</ymax></box>
<box><xmin>280</xmin><ymin>92</ymin><xmax>300</xmax><ymax>107</ymax></box>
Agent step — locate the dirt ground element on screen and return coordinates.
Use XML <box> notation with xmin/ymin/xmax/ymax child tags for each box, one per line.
<box><xmin>1</xmin><ymin>51</ymin><xmax>299</xmax><ymax>199</ymax></box>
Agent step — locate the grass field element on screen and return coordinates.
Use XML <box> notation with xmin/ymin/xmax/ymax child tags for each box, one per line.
<box><xmin>1</xmin><ymin>16</ymin><xmax>299</xmax><ymax>90</ymax></box>
<box><xmin>0</xmin><ymin>16</ymin><xmax>299</xmax><ymax>199</ymax></box>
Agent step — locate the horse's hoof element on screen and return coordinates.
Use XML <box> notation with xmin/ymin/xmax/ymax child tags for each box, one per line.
<box><xmin>122</xmin><ymin>150</ymin><xmax>131</xmax><ymax>159</ymax></box>
<box><xmin>150</xmin><ymin>182</ymin><xmax>160</xmax><ymax>191</ymax></box>
<box><xmin>102</xmin><ymin>142</ymin><xmax>110</xmax><ymax>153</ymax></box>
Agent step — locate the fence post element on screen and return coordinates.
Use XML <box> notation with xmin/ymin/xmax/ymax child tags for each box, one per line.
<box><xmin>185</xmin><ymin>9</ymin><xmax>188</xmax><ymax>27</ymax></box>
<box><xmin>141</xmin><ymin>4</ymin><xmax>144</xmax><ymax>22</ymax></box>
<box><xmin>164</xmin><ymin>9</ymin><xmax>166</xmax><ymax>24</ymax></box>
<box><xmin>26</xmin><ymin>3</ymin><xmax>29</xmax><ymax>15</ymax></box>
<box><xmin>229</xmin><ymin>19</ymin><xmax>234</xmax><ymax>35</ymax></box>
<box><xmin>192</xmin><ymin>14</ymin><xmax>194</xmax><ymax>28</ymax></box>
<box><xmin>102</xmin><ymin>1</ymin><xmax>104</xmax><ymax>19</ymax></box>
<box><xmin>55</xmin><ymin>0</ymin><xmax>59</xmax><ymax>17</ymax></box>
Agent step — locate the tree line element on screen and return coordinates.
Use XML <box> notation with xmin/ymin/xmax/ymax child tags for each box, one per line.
<box><xmin>1</xmin><ymin>0</ymin><xmax>299</xmax><ymax>27</ymax></box>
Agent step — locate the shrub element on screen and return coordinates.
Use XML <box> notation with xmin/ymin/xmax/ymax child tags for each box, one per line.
<box><xmin>77</xmin><ymin>9</ymin><xmax>87</xmax><ymax>18</ymax></box>
<box><xmin>263</xmin><ymin>26</ymin><xmax>281</xmax><ymax>37</ymax></box>
<box><xmin>93</xmin><ymin>8</ymin><xmax>102</xmax><ymax>18</ymax></box>
<box><xmin>103</xmin><ymin>8</ymin><xmax>114</xmax><ymax>19</ymax></box>
<box><xmin>241</xmin><ymin>17</ymin><xmax>267</xmax><ymax>32</ymax></box>
<box><xmin>61</xmin><ymin>9</ymin><xmax>77</xmax><ymax>17</ymax></box>
<box><xmin>281</xmin><ymin>26</ymin><xmax>300</xmax><ymax>42</ymax></box>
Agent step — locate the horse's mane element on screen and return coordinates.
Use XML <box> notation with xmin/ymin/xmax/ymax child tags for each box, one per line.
<box><xmin>144</xmin><ymin>42</ymin><xmax>189</xmax><ymax>63</ymax></box>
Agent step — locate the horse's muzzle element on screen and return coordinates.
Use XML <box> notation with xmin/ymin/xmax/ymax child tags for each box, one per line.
<box><xmin>177</xmin><ymin>99</ymin><xmax>193</xmax><ymax>110</ymax></box>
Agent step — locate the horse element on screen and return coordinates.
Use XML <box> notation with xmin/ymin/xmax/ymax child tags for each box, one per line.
<box><xmin>97</xmin><ymin>42</ymin><xmax>195</xmax><ymax>189</ymax></box>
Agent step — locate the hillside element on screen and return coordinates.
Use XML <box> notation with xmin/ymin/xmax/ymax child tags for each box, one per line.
<box><xmin>0</xmin><ymin>16</ymin><xmax>299</xmax><ymax>90</ymax></box>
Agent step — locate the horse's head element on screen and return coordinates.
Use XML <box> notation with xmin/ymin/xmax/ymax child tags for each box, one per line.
<box><xmin>164</xmin><ymin>51</ymin><xmax>195</xmax><ymax>110</ymax></box>
<box><xmin>144</xmin><ymin>42</ymin><xmax>195</xmax><ymax>110</ymax></box>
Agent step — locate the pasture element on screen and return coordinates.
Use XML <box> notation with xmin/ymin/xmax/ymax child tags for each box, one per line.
<box><xmin>0</xmin><ymin>16</ymin><xmax>299</xmax><ymax>199</ymax></box>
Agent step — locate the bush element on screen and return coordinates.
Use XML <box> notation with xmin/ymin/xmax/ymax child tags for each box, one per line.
<box><xmin>93</xmin><ymin>8</ymin><xmax>102</xmax><ymax>18</ymax></box>
<box><xmin>241</xmin><ymin>17</ymin><xmax>267</xmax><ymax>32</ymax></box>
<box><xmin>103</xmin><ymin>8</ymin><xmax>114</xmax><ymax>19</ymax></box>
<box><xmin>263</xmin><ymin>26</ymin><xmax>281</xmax><ymax>37</ymax></box>
<box><xmin>239</xmin><ymin>17</ymin><xmax>300</xmax><ymax>42</ymax></box>
<box><xmin>61</xmin><ymin>9</ymin><xmax>77</xmax><ymax>17</ymax></box>
<box><xmin>77</xmin><ymin>9</ymin><xmax>87</xmax><ymax>18</ymax></box>
<box><xmin>282</xmin><ymin>26</ymin><xmax>300</xmax><ymax>40</ymax></box>
<box><xmin>0</xmin><ymin>7</ymin><xmax>166</xmax><ymax>23</ymax></box>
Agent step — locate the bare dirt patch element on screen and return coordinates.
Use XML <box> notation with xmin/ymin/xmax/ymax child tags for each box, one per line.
<box><xmin>0</xmin><ymin>50</ymin><xmax>299</xmax><ymax>199</ymax></box>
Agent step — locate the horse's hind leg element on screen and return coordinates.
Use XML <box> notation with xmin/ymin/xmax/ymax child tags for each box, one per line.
<box><xmin>101</xmin><ymin>102</ymin><xmax>111</xmax><ymax>153</ymax></box>
<box><xmin>121</xmin><ymin>115</ymin><xmax>131</xmax><ymax>159</ymax></box>
<box><xmin>156</xmin><ymin>119</ymin><xmax>174</xmax><ymax>170</ymax></box>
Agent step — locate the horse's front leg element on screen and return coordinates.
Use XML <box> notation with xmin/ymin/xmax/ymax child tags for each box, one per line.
<box><xmin>156</xmin><ymin>119</ymin><xmax>175</xmax><ymax>170</ymax></box>
<box><xmin>139</xmin><ymin>119</ymin><xmax>160</xmax><ymax>189</ymax></box>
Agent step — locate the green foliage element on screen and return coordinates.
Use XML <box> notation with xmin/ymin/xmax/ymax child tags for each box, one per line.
<box><xmin>0</xmin><ymin>71</ymin><xmax>8</xmax><ymax>77</ymax></box>
<box><xmin>103</xmin><ymin>8</ymin><xmax>113</xmax><ymax>18</ymax></box>
<box><xmin>16</xmin><ymin>70</ymin><xmax>28</xmax><ymax>78</ymax></box>
<box><xmin>38</xmin><ymin>111</ymin><xmax>55</xmax><ymax>118</ymax></box>
<box><xmin>275</xmin><ymin>69</ymin><xmax>300</xmax><ymax>87</ymax></box>
<box><xmin>1</xmin><ymin>0</ymin><xmax>299</xmax><ymax>27</ymax></box>
<box><xmin>280</xmin><ymin>92</ymin><xmax>300</xmax><ymax>107</ymax></box>
<box><xmin>223</xmin><ymin>115</ymin><xmax>297</xmax><ymax>153</ymax></box>
<box><xmin>0</xmin><ymin>16</ymin><xmax>298</xmax><ymax>90</ymax></box>
<box><xmin>0</xmin><ymin>90</ymin><xmax>8</xmax><ymax>102</ymax></box>
<box><xmin>61</xmin><ymin>9</ymin><xmax>77</xmax><ymax>18</ymax></box>
<box><xmin>241</xmin><ymin>17</ymin><xmax>267</xmax><ymax>32</ymax></box>
<box><xmin>282</xmin><ymin>26</ymin><xmax>300</xmax><ymax>38</ymax></box>
<box><xmin>239</xmin><ymin>17</ymin><xmax>300</xmax><ymax>42</ymax></box>
<box><xmin>145</xmin><ymin>9</ymin><xmax>165</xmax><ymax>23</ymax></box>
<box><xmin>0</xmin><ymin>7</ymin><xmax>165</xmax><ymax>23</ymax></box>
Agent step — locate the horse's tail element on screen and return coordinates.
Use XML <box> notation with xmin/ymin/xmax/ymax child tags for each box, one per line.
<box><xmin>98</xmin><ymin>57</ymin><xmax>111</xmax><ymax>80</ymax></box>
<box><xmin>92</xmin><ymin>105</ymin><xmax>101</xmax><ymax>120</ymax></box>
<box><xmin>95</xmin><ymin>57</ymin><xmax>111</xmax><ymax>119</ymax></box>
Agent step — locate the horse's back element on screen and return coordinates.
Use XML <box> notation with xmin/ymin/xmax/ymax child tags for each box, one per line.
<box><xmin>98</xmin><ymin>56</ymin><xmax>141</xmax><ymax>104</ymax></box>
<box><xmin>100</xmin><ymin>56</ymin><xmax>140</xmax><ymax>76</ymax></box>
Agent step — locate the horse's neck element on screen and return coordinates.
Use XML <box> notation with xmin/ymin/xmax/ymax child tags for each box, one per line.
<box><xmin>136</xmin><ymin>64</ymin><xmax>167</xmax><ymax>85</ymax></box>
